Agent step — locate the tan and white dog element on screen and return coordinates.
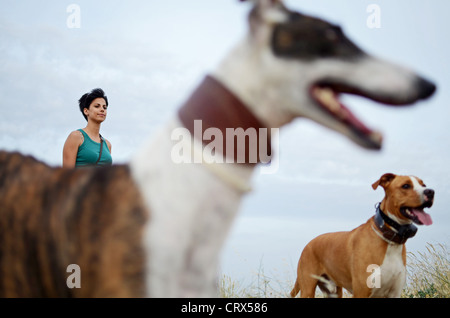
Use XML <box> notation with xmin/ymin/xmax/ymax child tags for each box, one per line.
<box><xmin>290</xmin><ymin>173</ymin><xmax>434</xmax><ymax>298</ymax></box>
<box><xmin>0</xmin><ymin>0</ymin><xmax>435</xmax><ymax>297</ymax></box>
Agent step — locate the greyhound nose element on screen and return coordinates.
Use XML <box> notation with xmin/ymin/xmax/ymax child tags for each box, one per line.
<box><xmin>424</xmin><ymin>189</ymin><xmax>435</xmax><ymax>201</ymax></box>
<box><xmin>416</xmin><ymin>77</ymin><xmax>436</xmax><ymax>100</ymax></box>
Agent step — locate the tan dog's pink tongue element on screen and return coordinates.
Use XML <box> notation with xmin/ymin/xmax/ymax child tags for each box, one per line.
<box><xmin>412</xmin><ymin>209</ymin><xmax>433</xmax><ymax>225</ymax></box>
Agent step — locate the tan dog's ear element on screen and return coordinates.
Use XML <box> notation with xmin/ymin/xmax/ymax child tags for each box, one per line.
<box><xmin>372</xmin><ymin>173</ymin><xmax>396</xmax><ymax>190</ymax></box>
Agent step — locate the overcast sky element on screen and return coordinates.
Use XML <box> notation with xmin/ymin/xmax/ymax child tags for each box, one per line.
<box><xmin>1</xmin><ymin>0</ymin><xmax>449</xmax><ymax>290</ymax></box>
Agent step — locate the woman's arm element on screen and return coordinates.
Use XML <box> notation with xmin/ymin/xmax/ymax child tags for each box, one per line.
<box><xmin>105</xmin><ymin>139</ymin><xmax>112</xmax><ymax>154</ymax></box>
<box><xmin>62</xmin><ymin>131</ymin><xmax>82</xmax><ymax>168</ymax></box>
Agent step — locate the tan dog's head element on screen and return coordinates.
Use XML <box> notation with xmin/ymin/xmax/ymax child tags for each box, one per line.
<box><xmin>372</xmin><ymin>173</ymin><xmax>434</xmax><ymax>225</ymax></box>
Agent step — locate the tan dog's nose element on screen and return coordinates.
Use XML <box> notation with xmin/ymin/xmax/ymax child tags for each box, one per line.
<box><xmin>424</xmin><ymin>189</ymin><xmax>435</xmax><ymax>203</ymax></box>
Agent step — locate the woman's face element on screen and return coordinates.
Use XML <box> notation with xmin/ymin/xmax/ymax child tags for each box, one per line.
<box><xmin>84</xmin><ymin>97</ymin><xmax>107</xmax><ymax>122</ymax></box>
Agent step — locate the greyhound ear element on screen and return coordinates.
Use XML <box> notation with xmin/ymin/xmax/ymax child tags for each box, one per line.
<box><xmin>246</xmin><ymin>0</ymin><xmax>290</xmax><ymax>46</ymax></box>
<box><xmin>372</xmin><ymin>173</ymin><xmax>396</xmax><ymax>190</ymax></box>
<box><xmin>247</xmin><ymin>0</ymin><xmax>289</xmax><ymax>25</ymax></box>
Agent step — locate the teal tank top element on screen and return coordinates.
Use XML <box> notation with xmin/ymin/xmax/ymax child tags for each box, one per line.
<box><xmin>75</xmin><ymin>129</ymin><xmax>112</xmax><ymax>167</ymax></box>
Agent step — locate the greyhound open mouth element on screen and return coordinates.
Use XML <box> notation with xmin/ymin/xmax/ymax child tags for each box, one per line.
<box><xmin>310</xmin><ymin>83</ymin><xmax>383</xmax><ymax>149</ymax></box>
<box><xmin>400</xmin><ymin>203</ymin><xmax>433</xmax><ymax>226</ymax></box>
<box><xmin>309</xmin><ymin>76</ymin><xmax>436</xmax><ymax>150</ymax></box>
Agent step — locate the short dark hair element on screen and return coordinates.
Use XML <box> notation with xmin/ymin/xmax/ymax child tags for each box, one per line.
<box><xmin>78</xmin><ymin>88</ymin><xmax>108</xmax><ymax>121</ymax></box>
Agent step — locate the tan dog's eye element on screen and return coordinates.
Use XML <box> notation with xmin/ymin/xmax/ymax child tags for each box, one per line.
<box><xmin>402</xmin><ymin>184</ymin><xmax>411</xmax><ymax>189</ymax></box>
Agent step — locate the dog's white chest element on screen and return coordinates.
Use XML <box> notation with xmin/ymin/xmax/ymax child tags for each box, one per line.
<box><xmin>371</xmin><ymin>244</ymin><xmax>406</xmax><ymax>298</ymax></box>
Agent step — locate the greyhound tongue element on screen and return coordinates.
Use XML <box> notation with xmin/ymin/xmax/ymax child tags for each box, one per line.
<box><xmin>412</xmin><ymin>209</ymin><xmax>433</xmax><ymax>225</ymax></box>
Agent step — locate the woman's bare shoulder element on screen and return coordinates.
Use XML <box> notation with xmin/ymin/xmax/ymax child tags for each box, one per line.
<box><xmin>66</xmin><ymin>130</ymin><xmax>84</xmax><ymax>145</ymax></box>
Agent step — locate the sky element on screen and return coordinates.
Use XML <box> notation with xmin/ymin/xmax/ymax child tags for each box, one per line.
<box><xmin>1</xmin><ymin>0</ymin><xmax>449</xmax><ymax>293</ymax></box>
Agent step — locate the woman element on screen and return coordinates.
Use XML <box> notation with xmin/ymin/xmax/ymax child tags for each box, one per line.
<box><xmin>63</xmin><ymin>88</ymin><xmax>112</xmax><ymax>168</ymax></box>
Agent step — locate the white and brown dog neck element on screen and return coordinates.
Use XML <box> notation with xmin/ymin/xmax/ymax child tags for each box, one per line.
<box><xmin>178</xmin><ymin>75</ymin><xmax>272</xmax><ymax>166</ymax></box>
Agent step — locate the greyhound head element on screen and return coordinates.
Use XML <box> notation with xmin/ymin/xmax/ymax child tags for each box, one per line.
<box><xmin>214</xmin><ymin>0</ymin><xmax>436</xmax><ymax>150</ymax></box>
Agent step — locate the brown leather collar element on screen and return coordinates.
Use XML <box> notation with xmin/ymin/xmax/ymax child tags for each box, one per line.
<box><xmin>178</xmin><ymin>75</ymin><xmax>271</xmax><ymax>166</ymax></box>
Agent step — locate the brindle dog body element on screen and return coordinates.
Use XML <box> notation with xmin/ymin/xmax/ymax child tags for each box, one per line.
<box><xmin>0</xmin><ymin>151</ymin><xmax>147</xmax><ymax>297</ymax></box>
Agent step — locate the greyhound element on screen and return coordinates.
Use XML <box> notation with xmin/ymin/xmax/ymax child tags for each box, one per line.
<box><xmin>131</xmin><ymin>0</ymin><xmax>435</xmax><ymax>296</ymax></box>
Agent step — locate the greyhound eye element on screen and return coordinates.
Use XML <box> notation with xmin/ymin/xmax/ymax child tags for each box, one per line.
<box><xmin>402</xmin><ymin>184</ymin><xmax>411</xmax><ymax>189</ymax></box>
<box><xmin>325</xmin><ymin>28</ymin><xmax>339</xmax><ymax>41</ymax></box>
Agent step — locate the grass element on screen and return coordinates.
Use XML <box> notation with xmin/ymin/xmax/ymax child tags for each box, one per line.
<box><xmin>220</xmin><ymin>242</ymin><xmax>450</xmax><ymax>298</ymax></box>
<box><xmin>403</xmin><ymin>243</ymin><xmax>449</xmax><ymax>298</ymax></box>
<box><xmin>219</xmin><ymin>261</ymin><xmax>292</xmax><ymax>298</ymax></box>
